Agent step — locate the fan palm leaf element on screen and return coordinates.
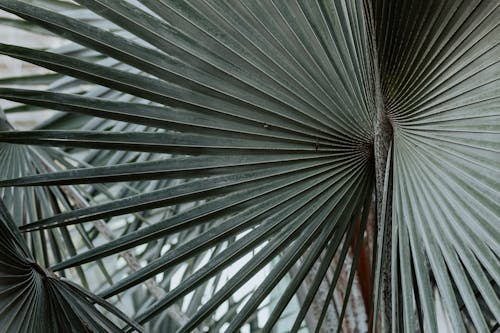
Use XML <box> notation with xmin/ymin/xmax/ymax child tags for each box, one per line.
<box><xmin>0</xmin><ymin>0</ymin><xmax>498</xmax><ymax>332</ymax></box>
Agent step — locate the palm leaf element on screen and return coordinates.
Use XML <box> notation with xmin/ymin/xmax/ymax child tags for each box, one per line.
<box><xmin>0</xmin><ymin>198</ymin><xmax>143</xmax><ymax>332</ymax></box>
<box><xmin>0</xmin><ymin>0</ymin><xmax>498</xmax><ymax>332</ymax></box>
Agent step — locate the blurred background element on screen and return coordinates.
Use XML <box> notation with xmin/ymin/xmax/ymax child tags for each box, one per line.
<box><xmin>1</xmin><ymin>9</ymin><xmax>61</xmax><ymax>128</ymax></box>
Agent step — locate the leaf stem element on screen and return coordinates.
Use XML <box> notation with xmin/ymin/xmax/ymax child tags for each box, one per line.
<box><xmin>366</xmin><ymin>0</ymin><xmax>394</xmax><ymax>330</ymax></box>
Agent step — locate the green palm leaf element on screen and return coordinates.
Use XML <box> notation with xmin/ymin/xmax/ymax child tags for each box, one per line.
<box><xmin>0</xmin><ymin>0</ymin><xmax>498</xmax><ymax>332</ymax></box>
<box><xmin>0</xmin><ymin>198</ymin><xmax>144</xmax><ymax>332</ymax></box>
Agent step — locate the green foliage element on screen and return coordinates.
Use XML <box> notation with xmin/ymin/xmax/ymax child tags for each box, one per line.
<box><xmin>0</xmin><ymin>0</ymin><xmax>498</xmax><ymax>332</ymax></box>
